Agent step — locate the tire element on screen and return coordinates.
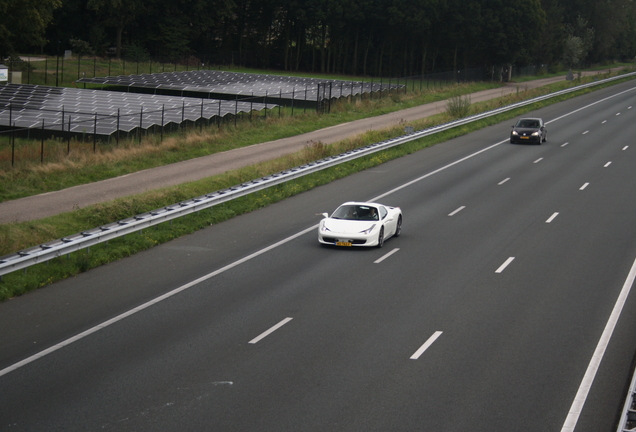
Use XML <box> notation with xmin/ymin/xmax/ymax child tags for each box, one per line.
<box><xmin>394</xmin><ymin>216</ymin><xmax>402</xmax><ymax>237</ymax></box>
<box><xmin>377</xmin><ymin>227</ymin><xmax>384</xmax><ymax>248</ymax></box>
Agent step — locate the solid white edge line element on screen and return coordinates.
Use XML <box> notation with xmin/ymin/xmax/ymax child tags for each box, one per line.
<box><xmin>371</xmin><ymin>140</ymin><xmax>508</xmax><ymax>202</ymax></box>
<box><xmin>448</xmin><ymin>206</ymin><xmax>466</xmax><ymax>216</ymax></box>
<box><xmin>6</xmin><ymin>85</ymin><xmax>635</xmax><ymax>378</ymax></box>
<box><xmin>546</xmin><ymin>212</ymin><xmax>560</xmax><ymax>223</ymax></box>
<box><xmin>248</xmin><ymin>317</ymin><xmax>293</xmax><ymax>344</ymax></box>
<box><xmin>411</xmin><ymin>331</ymin><xmax>443</xmax><ymax>360</ymax></box>
<box><xmin>0</xmin><ymin>226</ymin><xmax>316</xmax><ymax>378</ymax></box>
<box><xmin>580</xmin><ymin>183</ymin><xmax>590</xmax><ymax>190</ymax></box>
<box><xmin>496</xmin><ymin>257</ymin><xmax>515</xmax><ymax>273</ymax></box>
<box><xmin>374</xmin><ymin>248</ymin><xmax>400</xmax><ymax>264</ymax></box>
<box><xmin>560</xmin><ymin>258</ymin><xmax>636</xmax><ymax>432</ymax></box>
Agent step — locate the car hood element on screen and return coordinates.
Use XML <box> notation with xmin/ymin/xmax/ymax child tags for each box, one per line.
<box><xmin>324</xmin><ymin>219</ymin><xmax>376</xmax><ymax>233</ymax></box>
<box><xmin>513</xmin><ymin>127</ymin><xmax>540</xmax><ymax>133</ymax></box>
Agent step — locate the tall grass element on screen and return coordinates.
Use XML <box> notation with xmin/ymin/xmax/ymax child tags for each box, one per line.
<box><xmin>0</xmin><ymin>67</ymin><xmax>634</xmax><ymax>300</ymax></box>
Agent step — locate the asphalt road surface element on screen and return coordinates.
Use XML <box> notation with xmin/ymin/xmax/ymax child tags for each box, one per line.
<box><xmin>0</xmin><ymin>71</ymin><xmax>617</xmax><ymax>224</ymax></box>
<box><xmin>1</xmin><ymin>80</ymin><xmax>636</xmax><ymax>431</ymax></box>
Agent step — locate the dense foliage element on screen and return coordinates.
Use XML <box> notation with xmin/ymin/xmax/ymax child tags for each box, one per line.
<box><xmin>3</xmin><ymin>0</ymin><xmax>636</xmax><ymax>76</ymax></box>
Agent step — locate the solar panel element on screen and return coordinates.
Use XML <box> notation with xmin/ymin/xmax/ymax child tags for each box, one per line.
<box><xmin>77</xmin><ymin>70</ymin><xmax>401</xmax><ymax>102</ymax></box>
<box><xmin>0</xmin><ymin>83</ymin><xmax>274</xmax><ymax>138</ymax></box>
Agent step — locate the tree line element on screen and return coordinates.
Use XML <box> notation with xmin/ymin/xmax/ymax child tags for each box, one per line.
<box><xmin>2</xmin><ymin>0</ymin><xmax>636</xmax><ymax>78</ymax></box>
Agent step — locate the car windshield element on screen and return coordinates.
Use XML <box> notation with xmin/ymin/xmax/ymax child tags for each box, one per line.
<box><xmin>331</xmin><ymin>205</ymin><xmax>379</xmax><ymax>221</ymax></box>
<box><xmin>516</xmin><ymin>119</ymin><xmax>540</xmax><ymax>128</ymax></box>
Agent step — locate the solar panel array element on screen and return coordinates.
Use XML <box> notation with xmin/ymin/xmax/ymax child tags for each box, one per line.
<box><xmin>0</xmin><ymin>83</ymin><xmax>274</xmax><ymax>138</ymax></box>
<box><xmin>77</xmin><ymin>70</ymin><xmax>401</xmax><ymax>101</ymax></box>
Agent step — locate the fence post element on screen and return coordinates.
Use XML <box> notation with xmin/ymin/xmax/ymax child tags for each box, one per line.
<box><xmin>93</xmin><ymin>113</ymin><xmax>97</xmax><ymax>152</ymax></box>
<box><xmin>45</xmin><ymin>58</ymin><xmax>48</xmax><ymax>85</ymax></box>
<box><xmin>67</xmin><ymin>116</ymin><xmax>71</xmax><ymax>154</ymax></box>
<box><xmin>291</xmin><ymin>87</ymin><xmax>295</xmax><ymax>116</ymax></box>
<box><xmin>139</xmin><ymin>106</ymin><xmax>143</xmax><ymax>141</ymax></box>
<box><xmin>116</xmin><ymin>108</ymin><xmax>120</xmax><ymax>146</ymax></box>
<box><xmin>11</xmin><ymin>123</ymin><xmax>15</xmax><ymax>168</ymax></box>
<box><xmin>161</xmin><ymin>104</ymin><xmax>165</xmax><ymax>141</ymax></box>
<box><xmin>41</xmin><ymin>119</ymin><xmax>45</xmax><ymax>163</ymax></box>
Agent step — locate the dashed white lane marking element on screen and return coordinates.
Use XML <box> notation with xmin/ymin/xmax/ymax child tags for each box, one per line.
<box><xmin>410</xmin><ymin>331</ymin><xmax>443</xmax><ymax>360</ymax></box>
<box><xmin>582</xmin><ymin>131</ymin><xmax>589</xmax><ymax>135</ymax></box>
<box><xmin>534</xmin><ymin>158</ymin><xmax>543</xmax><ymax>164</ymax></box>
<box><xmin>496</xmin><ymin>257</ymin><xmax>515</xmax><ymax>273</ymax></box>
<box><xmin>448</xmin><ymin>206</ymin><xmax>466</xmax><ymax>216</ymax></box>
<box><xmin>375</xmin><ymin>248</ymin><xmax>400</xmax><ymax>264</ymax></box>
<box><xmin>623</xmin><ymin>146</ymin><xmax>629</xmax><ymax>151</ymax></box>
<box><xmin>604</xmin><ymin>162</ymin><xmax>612</xmax><ymax>168</ymax></box>
<box><xmin>616</xmin><ymin>112</ymin><xmax>621</xmax><ymax>116</ymax></box>
<box><xmin>560</xmin><ymin>258</ymin><xmax>636</xmax><ymax>432</ymax></box>
<box><xmin>602</xmin><ymin>120</ymin><xmax>607</xmax><ymax>124</ymax></box>
<box><xmin>546</xmin><ymin>212</ymin><xmax>560</xmax><ymax>223</ymax></box>
<box><xmin>561</xmin><ymin>142</ymin><xmax>570</xmax><ymax>147</ymax></box>
<box><xmin>498</xmin><ymin>178</ymin><xmax>510</xmax><ymax>185</ymax></box>
<box><xmin>249</xmin><ymin>317</ymin><xmax>293</xmax><ymax>344</ymax></box>
<box><xmin>580</xmin><ymin>183</ymin><xmax>590</xmax><ymax>190</ymax></box>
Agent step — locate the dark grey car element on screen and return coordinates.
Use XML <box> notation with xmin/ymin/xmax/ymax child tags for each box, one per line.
<box><xmin>510</xmin><ymin>118</ymin><xmax>547</xmax><ymax>144</ymax></box>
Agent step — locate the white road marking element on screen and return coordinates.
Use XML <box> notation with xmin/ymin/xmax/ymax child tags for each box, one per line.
<box><xmin>498</xmin><ymin>178</ymin><xmax>510</xmax><ymax>185</ymax></box>
<box><xmin>0</xmin><ymin>226</ymin><xmax>316</xmax><ymax>378</ymax></box>
<box><xmin>582</xmin><ymin>131</ymin><xmax>589</xmax><ymax>135</ymax></box>
<box><xmin>616</xmin><ymin>112</ymin><xmax>621</xmax><ymax>116</ymax></box>
<box><xmin>604</xmin><ymin>162</ymin><xmax>612</xmax><ymax>168</ymax></box>
<box><xmin>248</xmin><ymin>317</ymin><xmax>293</xmax><ymax>344</ymax></box>
<box><xmin>375</xmin><ymin>248</ymin><xmax>400</xmax><ymax>264</ymax></box>
<box><xmin>534</xmin><ymin>158</ymin><xmax>543</xmax><ymax>163</ymax></box>
<box><xmin>410</xmin><ymin>331</ymin><xmax>443</xmax><ymax>360</ymax></box>
<box><xmin>580</xmin><ymin>183</ymin><xmax>590</xmax><ymax>190</ymax></box>
<box><xmin>448</xmin><ymin>206</ymin><xmax>466</xmax><ymax>216</ymax></box>
<box><xmin>496</xmin><ymin>257</ymin><xmax>515</xmax><ymax>273</ymax></box>
<box><xmin>560</xmin><ymin>258</ymin><xmax>636</xmax><ymax>432</ymax></box>
<box><xmin>623</xmin><ymin>146</ymin><xmax>629</xmax><ymax>151</ymax></box>
<box><xmin>561</xmin><ymin>142</ymin><xmax>569</xmax><ymax>147</ymax></box>
<box><xmin>546</xmin><ymin>212</ymin><xmax>559</xmax><ymax>223</ymax></box>
<box><xmin>5</xmin><ymin>87</ymin><xmax>636</xmax><ymax>377</ymax></box>
<box><xmin>602</xmin><ymin>120</ymin><xmax>607</xmax><ymax>124</ymax></box>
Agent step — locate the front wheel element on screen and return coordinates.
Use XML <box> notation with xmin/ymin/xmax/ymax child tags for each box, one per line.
<box><xmin>377</xmin><ymin>227</ymin><xmax>384</xmax><ymax>248</ymax></box>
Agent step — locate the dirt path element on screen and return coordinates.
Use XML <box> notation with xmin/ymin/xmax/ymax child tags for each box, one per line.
<box><xmin>0</xmin><ymin>71</ymin><xmax>614</xmax><ymax>224</ymax></box>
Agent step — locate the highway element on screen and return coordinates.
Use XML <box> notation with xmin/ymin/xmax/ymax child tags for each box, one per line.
<box><xmin>1</xmin><ymin>79</ymin><xmax>636</xmax><ymax>431</ymax></box>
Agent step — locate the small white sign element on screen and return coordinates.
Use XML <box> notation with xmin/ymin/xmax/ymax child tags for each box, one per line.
<box><xmin>0</xmin><ymin>67</ymin><xmax>8</xmax><ymax>82</ymax></box>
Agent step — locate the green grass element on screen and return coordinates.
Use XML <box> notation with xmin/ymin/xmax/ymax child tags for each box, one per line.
<box><xmin>1</xmin><ymin>66</ymin><xmax>635</xmax><ymax>301</ymax></box>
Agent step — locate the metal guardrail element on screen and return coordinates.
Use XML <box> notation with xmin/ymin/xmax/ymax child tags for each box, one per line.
<box><xmin>1</xmin><ymin>71</ymin><xmax>635</xmax><ymax>277</ymax></box>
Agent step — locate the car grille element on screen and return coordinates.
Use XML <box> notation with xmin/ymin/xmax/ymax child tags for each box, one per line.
<box><xmin>322</xmin><ymin>237</ymin><xmax>367</xmax><ymax>245</ymax></box>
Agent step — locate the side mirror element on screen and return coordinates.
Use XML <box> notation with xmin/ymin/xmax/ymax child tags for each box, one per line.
<box><xmin>321</xmin><ymin>212</ymin><xmax>329</xmax><ymax>218</ymax></box>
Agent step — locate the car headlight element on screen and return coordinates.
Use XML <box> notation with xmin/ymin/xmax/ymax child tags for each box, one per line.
<box><xmin>531</xmin><ymin>131</ymin><xmax>540</xmax><ymax>136</ymax></box>
<box><xmin>320</xmin><ymin>222</ymin><xmax>331</xmax><ymax>232</ymax></box>
<box><xmin>511</xmin><ymin>130</ymin><xmax>519</xmax><ymax>136</ymax></box>
<box><xmin>359</xmin><ymin>224</ymin><xmax>376</xmax><ymax>234</ymax></box>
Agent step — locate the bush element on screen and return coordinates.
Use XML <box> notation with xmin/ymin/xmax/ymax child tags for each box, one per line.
<box><xmin>446</xmin><ymin>94</ymin><xmax>471</xmax><ymax>118</ymax></box>
<box><xmin>69</xmin><ymin>39</ymin><xmax>93</xmax><ymax>56</ymax></box>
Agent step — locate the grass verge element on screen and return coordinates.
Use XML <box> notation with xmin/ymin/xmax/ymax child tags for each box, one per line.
<box><xmin>1</xmin><ymin>67</ymin><xmax>635</xmax><ymax>301</ymax></box>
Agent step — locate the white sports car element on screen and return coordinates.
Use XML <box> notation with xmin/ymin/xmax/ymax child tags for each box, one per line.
<box><xmin>318</xmin><ymin>201</ymin><xmax>402</xmax><ymax>247</ymax></box>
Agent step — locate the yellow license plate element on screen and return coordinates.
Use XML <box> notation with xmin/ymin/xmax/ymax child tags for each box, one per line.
<box><xmin>520</xmin><ymin>136</ymin><xmax>529</xmax><ymax>139</ymax></box>
<box><xmin>336</xmin><ymin>241</ymin><xmax>352</xmax><ymax>247</ymax></box>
